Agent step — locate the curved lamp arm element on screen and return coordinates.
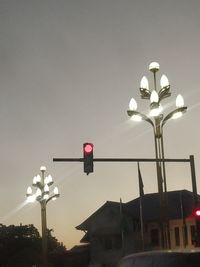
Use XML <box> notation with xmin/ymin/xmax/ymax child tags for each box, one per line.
<box><xmin>127</xmin><ymin>110</ymin><xmax>154</xmax><ymax>127</ymax></box>
<box><xmin>161</xmin><ymin>106</ymin><xmax>187</xmax><ymax>128</ymax></box>
<box><xmin>46</xmin><ymin>194</ymin><xmax>60</xmax><ymax>204</ymax></box>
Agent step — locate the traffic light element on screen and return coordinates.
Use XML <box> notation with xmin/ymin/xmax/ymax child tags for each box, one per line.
<box><xmin>192</xmin><ymin>208</ymin><xmax>200</xmax><ymax>246</ymax></box>
<box><xmin>83</xmin><ymin>143</ymin><xmax>94</xmax><ymax>175</ymax></box>
<box><xmin>193</xmin><ymin>208</ymin><xmax>200</xmax><ymax>219</ymax></box>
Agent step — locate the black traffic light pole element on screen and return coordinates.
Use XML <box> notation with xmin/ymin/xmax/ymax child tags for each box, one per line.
<box><xmin>53</xmin><ymin>155</ymin><xmax>197</xmax><ymax>197</ymax></box>
<box><xmin>53</xmin><ymin>157</ymin><xmax>191</xmax><ymax>163</ymax></box>
<box><xmin>189</xmin><ymin>155</ymin><xmax>200</xmax><ymax>246</ymax></box>
<box><xmin>53</xmin><ymin>155</ymin><xmax>198</xmax><ymax>200</ymax></box>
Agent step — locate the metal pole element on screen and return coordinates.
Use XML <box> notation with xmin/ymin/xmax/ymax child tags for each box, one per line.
<box><xmin>180</xmin><ymin>191</ymin><xmax>187</xmax><ymax>248</ymax></box>
<box><xmin>160</xmin><ymin>132</ymin><xmax>171</xmax><ymax>249</ymax></box>
<box><xmin>190</xmin><ymin>155</ymin><xmax>198</xmax><ymax>205</ymax></box>
<box><xmin>151</xmin><ymin>67</ymin><xmax>166</xmax><ymax>249</ymax></box>
<box><xmin>53</xmin><ymin>157</ymin><xmax>191</xmax><ymax>163</ymax></box>
<box><xmin>41</xmin><ymin>169</ymin><xmax>48</xmax><ymax>267</ymax></box>
<box><xmin>153</xmin><ymin>119</ymin><xmax>165</xmax><ymax>249</ymax></box>
<box><xmin>160</xmin><ymin>134</ymin><xmax>167</xmax><ymax>193</ymax></box>
<box><xmin>41</xmin><ymin>202</ymin><xmax>48</xmax><ymax>267</ymax></box>
<box><xmin>190</xmin><ymin>155</ymin><xmax>200</xmax><ymax>247</ymax></box>
<box><xmin>139</xmin><ymin>196</ymin><xmax>144</xmax><ymax>251</ymax></box>
<box><xmin>119</xmin><ymin>198</ymin><xmax>125</xmax><ymax>255</ymax></box>
<box><xmin>154</xmin><ymin>132</ymin><xmax>164</xmax><ymax>200</ymax></box>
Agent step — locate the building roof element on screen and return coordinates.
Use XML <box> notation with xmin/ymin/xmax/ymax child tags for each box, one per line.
<box><xmin>76</xmin><ymin>200</ymin><xmax>128</xmax><ymax>231</ymax></box>
<box><xmin>125</xmin><ymin>189</ymin><xmax>198</xmax><ymax>221</ymax></box>
<box><xmin>76</xmin><ymin>190</ymin><xmax>199</xmax><ymax>232</ymax></box>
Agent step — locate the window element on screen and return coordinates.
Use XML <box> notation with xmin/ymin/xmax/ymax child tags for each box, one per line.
<box><xmin>190</xmin><ymin>225</ymin><xmax>196</xmax><ymax>245</ymax></box>
<box><xmin>104</xmin><ymin>237</ymin><xmax>112</xmax><ymax>250</ymax></box>
<box><xmin>114</xmin><ymin>234</ymin><xmax>122</xmax><ymax>249</ymax></box>
<box><xmin>183</xmin><ymin>225</ymin><xmax>188</xmax><ymax>246</ymax></box>
<box><xmin>103</xmin><ymin>234</ymin><xmax>122</xmax><ymax>250</ymax></box>
<box><xmin>144</xmin><ymin>224</ymin><xmax>148</xmax><ymax>233</ymax></box>
<box><xmin>174</xmin><ymin>227</ymin><xmax>180</xmax><ymax>246</ymax></box>
<box><xmin>133</xmin><ymin>221</ymin><xmax>138</xmax><ymax>232</ymax></box>
<box><xmin>150</xmin><ymin>228</ymin><xmax>159</xmax><ymax>246</ymax></box>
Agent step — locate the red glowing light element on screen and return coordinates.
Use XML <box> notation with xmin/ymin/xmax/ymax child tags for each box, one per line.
<box><xmin>195</xmin><ymin>210</ymin><xmax>200</xmax><ymax>217</ymax></box>
<box><xmin>84</xmin><ymin>143</ymin><xmax>93</xmax><ymax>153</ymax></box>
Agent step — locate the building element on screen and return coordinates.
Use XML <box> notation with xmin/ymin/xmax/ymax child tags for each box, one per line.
<box><xmin>76</xmin><ymin>190</ymin><xmax>200</xmax><ymax>267</ymax></box>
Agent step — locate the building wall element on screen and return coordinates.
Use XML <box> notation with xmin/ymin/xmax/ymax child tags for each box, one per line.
<box><xmin>169</xmin><ymin>218</ymin><xmax>196</xmax><ymax>249</ymax></box>
<box><xmin>142</xmin><ymin>218</ymin><xmax>197</xmax><ymax>251</ymax></box>
<box><xmin>87</xmin><ymin>219</ymin><xmax>198</xmax><ymax>267</ymax></box>
<box><xmin>83</xmin><ymin>200</ymin><xmax>199</xmax><ymax>267</ymax></box>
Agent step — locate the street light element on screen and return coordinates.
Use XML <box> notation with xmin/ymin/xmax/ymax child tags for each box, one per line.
<box><xmin>26</xmin><ymin>166</ymin><xmax>60</xmax><ymax>267</ymax></box>
<box><xmin>127</xmin><ymin>62</ymin><xmax>187</xmax><ymax>249</ymax></box>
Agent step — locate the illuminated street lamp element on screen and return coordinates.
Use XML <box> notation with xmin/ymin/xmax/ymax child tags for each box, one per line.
<box><xmin>26</xmin><ymin>166</ymin><xmax>60</xmax><ymax>267</ymax></box>
<box><xmin>127</xmin><ymin>62</ymin><xmax>187</xmax><ymax>248</ymax></box>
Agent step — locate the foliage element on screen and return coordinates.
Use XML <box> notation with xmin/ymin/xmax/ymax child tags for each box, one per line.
<box><xmin>0</xmin><ymin>224</ymin><xmax>66</xmax><ymax>267</ymax></box>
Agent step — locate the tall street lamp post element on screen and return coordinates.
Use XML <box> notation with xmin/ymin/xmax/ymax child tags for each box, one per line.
<box><xmin>26</xmin><ymin>166</ymin><xmax>60</xmax><ymax>267</ymax></box>
<box><xmin>127</xmin><ymin>62</ymin><xmax>187</xmax><ymax>249</ymax></box>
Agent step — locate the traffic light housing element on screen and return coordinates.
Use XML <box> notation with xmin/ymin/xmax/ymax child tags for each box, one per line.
<box><xmin>83</xmin><ymin>143</ymin><xmax>94</xmax><ymax>175</ymax></box>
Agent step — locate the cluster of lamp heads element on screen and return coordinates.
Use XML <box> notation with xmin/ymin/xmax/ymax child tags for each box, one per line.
<box><xmin>26</xmin><ymin>166</ymin><xmax>59</xmax><ymax>203</ymax></box>
<box><xmin>128</xmin><ymin>62</ymin><xmax>185</xmax><ymax>121</ymax></box>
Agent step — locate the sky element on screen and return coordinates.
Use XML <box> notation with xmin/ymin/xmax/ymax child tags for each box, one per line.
<box><xmin>1</xmin><ymin>0</ymin><xmax>200</xmax><ymax>249</ymax></box>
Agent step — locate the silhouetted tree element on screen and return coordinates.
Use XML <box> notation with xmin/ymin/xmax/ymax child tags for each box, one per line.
<box><xmin>0</xmin><ymin>224</ymin><xmax>66</xmax><ymax>267</ymax></box>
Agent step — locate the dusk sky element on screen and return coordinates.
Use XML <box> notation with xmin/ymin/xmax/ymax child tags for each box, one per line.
<box><xmin>1</xmin><ymin>0</ymin><xmax>200</xmax><ymax>249</ymax></box>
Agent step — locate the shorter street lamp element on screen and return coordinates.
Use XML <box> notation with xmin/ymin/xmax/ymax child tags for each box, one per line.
<box><xmin>26</xmin><ymin>166</ymin><xmax>60</xmax><ymax>267</ymax></box>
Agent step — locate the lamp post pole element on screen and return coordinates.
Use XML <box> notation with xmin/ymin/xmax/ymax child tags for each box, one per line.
<box><xmin>127</xmin><ymin>62</ymin><xmax>187</xmax><ymax>249</ymax></box>
<box><xmin>40</xmin><ymin>167</ymin><xmax>48</xmax><ymax>267</ymax></box>
<box><xmin>26</xmin><ymin>166</ymin><xmax>60</xmax><ymax>267</ymax></box>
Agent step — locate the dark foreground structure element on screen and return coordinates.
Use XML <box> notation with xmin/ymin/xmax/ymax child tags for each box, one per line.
<box><xmin>76</xmin><ymin>190</ymin><xmax>200</xmax><ymax>267</ymax></box>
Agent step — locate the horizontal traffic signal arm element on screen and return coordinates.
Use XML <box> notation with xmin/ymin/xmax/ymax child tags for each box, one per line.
<box><xmin>53</xmin><ymin>157</ymin><xmax>191</xmax><ymax>162</ymax></box>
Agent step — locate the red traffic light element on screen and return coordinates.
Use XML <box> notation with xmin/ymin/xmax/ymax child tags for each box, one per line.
<box><xmin>83</xmin><ymin>143</ymin><xmax>94</xmax><ymax>175</ymax></box>
<box><xmin>84</xmin><ymin>143</ymin><xmax>94</xmax><ymax>154</ymax></box>
<box><xmin>193</xmin><ymin>208</ymin><xmax>200</xmax><ymax>219</ymax></box>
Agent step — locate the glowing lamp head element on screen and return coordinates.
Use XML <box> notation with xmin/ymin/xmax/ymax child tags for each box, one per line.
<box><xmin>44</xmin><ymin>184</ymin><xmax>49</xmax><ymax>192</ymax></box>
<box><xmin>129</xmin><ymin>98</ymin><xmax>137</xmax><ymax>111</ymax></box>
<box><xmin>48</xmin><ymin>175</ymin><xmax>53</xmax><ymax>183</ymax></box>
<box><xmin>172</xmin><ymin>112</ymin><xmax>183</xmax><ymax>120</ymax></box>
<box><xmin>150</xmin><ymin>90</ymin><xmax>159</xmax><ymax>103</ymax></box>
<box><xmin>160</xmin><ymin>74</ymin><xmax>169</xmax><ymax>88</ymax></box>
<box><xmin>43</xmin><ymin>194</ymin><xmax>49</xmax><ymax>200</ymax></box>
<box><xmin>44</xmin><ymin>175</ymin><xmax>53</xmax><ymax>185</ymax></box>
<box><xmin>26</xmin><ymin>187</ymin><xmax>32</xmax><ymax>196</ymax></box>
<box><xmin>27</xmin><ymin>195</ymin><xmax>36</xmax><ymax>203</ymax></box>
<box><xmin>150</xmin><ymin>107</ymin><xmax>160</xmax><ymax>117</ymax></box>
<box><xmin>54</xmin><ymin>187</ymin><xmax>59</xmax><ymax>195</ymax></box>
<box><xmin>36</xmin><ymin>175</ymin><xmax>41</xmax><ymax>183</ymax></box>
<box><xmin>40</xmin><ymin>166</ymin><xmax>46</xmax><ymax>171</ymax></box>
<box><xmin>149</xmin><ymin>103</ymin><xmax>162</xmax><ymax>117</ymax></box>
<box><xmin>140</xmin><ymin>76</ymin><xmax>149</xmax><ymax>90</ymax></box>
<box><xmin>130</xmin><ymin>114</ymin><xmax>142</xmax><ymax>122</ymax></box>
<box><xmin>32</xmin><ymin>176</ymin><xmax>38</xmax><ymax>185</ymax></box>
<box><xmin>176</xmin><ymin>94</ymin><xmax>184</xmax><ymax>108</ymax></box>
<box><xmin>149</xmin><ymin>62</ymin><xmax>160</xmax><ymax>72</ymax></box>
<box><xmin>36</xmin><ymin>188</ymin><xmax>42</xmax><ymax>197</ymax></box>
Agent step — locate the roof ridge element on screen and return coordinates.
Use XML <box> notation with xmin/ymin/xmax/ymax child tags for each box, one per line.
<box><xmin>125</xmin><ymin>189</ymin><xmax>194</xmax><ymax>204</ymax></box>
